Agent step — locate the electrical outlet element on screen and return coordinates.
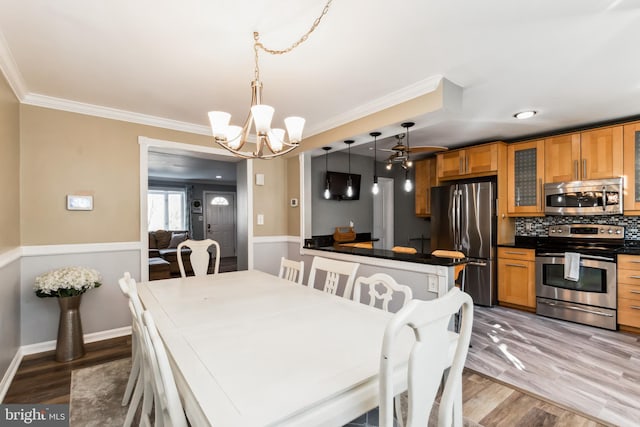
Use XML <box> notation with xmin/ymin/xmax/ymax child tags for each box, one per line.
<box><xmin>427</xmin><ymin>276</ymin><xmax>438</xmax><ymax>293</ymax></box>
<box><xmin>526</xmin><ymin>223</ymin><xmax>533</xmax><ymax>232</ymax></box>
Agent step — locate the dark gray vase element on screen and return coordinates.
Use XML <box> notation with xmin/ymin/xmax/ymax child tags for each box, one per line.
<box><xmin>56</xmin><ymin>295</ymin><xmax>85</xmax><ymax>362</ymax></box>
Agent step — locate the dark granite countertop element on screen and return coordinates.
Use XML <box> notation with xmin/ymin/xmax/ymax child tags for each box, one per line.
<box><xmin>309</xmin><ymin>245</ymin><xmax>467</xmax><ymax>267</ymax></box>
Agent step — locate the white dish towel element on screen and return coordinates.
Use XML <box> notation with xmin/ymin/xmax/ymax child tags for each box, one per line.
<box><xmin>564</xmin><ymin>252</ymin><xmax>581</xmax><ymax>281</ymax></box>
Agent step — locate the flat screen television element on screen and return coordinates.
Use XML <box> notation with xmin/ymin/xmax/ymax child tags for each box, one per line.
<box><xmin>324</xmin><ymin>171</ymin><xmax>361</xmax><ymax>200</ymax></box>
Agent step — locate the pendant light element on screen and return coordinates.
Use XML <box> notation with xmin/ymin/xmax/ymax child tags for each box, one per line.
<box><xmin>370</xmin><ymin>132</ymin><xmax>381</xmax><ymax>195</ymax></box>
<box><xmin>322</xmin><ymin>146</ymin><xmax>332</xmax><ymax>199</ymax></box>
<box><xmin>344</xmin><ymin>140</ymin><xmax>355</xmax><ymax>198</ymax></box>
<box><xmin>401</xmin><ymin>122</ymin><xmax>414</xmax><ymax>192</ymax></box>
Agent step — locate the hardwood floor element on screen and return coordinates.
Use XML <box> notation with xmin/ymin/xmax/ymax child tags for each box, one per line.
<box><xmin>467</xmin><ymin>305</ymin><xmax>640</xmax><ymax>427</ymax></box>
<box><xmin>2</xmin><ymin>332</ymin><xmax>603</xmax><ymax>426</ymax></box>
<box><xmin>3</xmin><ymin>335</ymin><xmax>131</xmax><ymax>404</ymax></box>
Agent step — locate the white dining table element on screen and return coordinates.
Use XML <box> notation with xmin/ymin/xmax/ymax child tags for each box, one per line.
<box><xmin>136</xmin><ymin>269</ymin><xmax>414</xmax><ymax>427</ymax></box>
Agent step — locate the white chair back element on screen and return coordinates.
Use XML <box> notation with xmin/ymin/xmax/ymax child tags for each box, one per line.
<box><xmin>177</xmin><ymin>239</ymin><xmax>221</xmax><ymax>277</ymax></box>
<box><xmin>278</xmin><ymin>257</ymin><xmax>305</xmax><ymax>285</ymax></box>
<box><xmin>307</xmin><ymin>256</ymin><xmax>360</xmax><ymax>298</ymax></box>
<box><xmin>117</xmin><ymin>272</ymin><xmax>140</xmax><ymax>408</ymax></box>
<box><xmin>353</xmin><ymin>273</ymin><xmax>413</xmax><ymax>312</ymax></box>
<box><xmin>380</xmin><ymin>287</ymin><xmax>473</xmax><ymax>427</ymax></box>
<box><xmin>142</xmin><ymin>311</ymin><xmax>188</xmax><ymax>427</ymax></box>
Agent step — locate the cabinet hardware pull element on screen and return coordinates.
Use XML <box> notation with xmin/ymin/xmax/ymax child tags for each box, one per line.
<box><xmin>574</xmin><ymin>160</ymin><xmax>579</xmax><ymax>180</ymax></box>
<box><xmin>505</xmin><ymin>251</ymin><xmax>525</xmax><ymax>255</ymax></box>
<box><xmin>631</xmin><ymin>306</ymin><xmax>640</xmax><ymax>310</ymax></box>
<box><xmin>466</xmin><ymin>156</ymin><xmax>469</xmax><ymax>173</ymax></box>
<box><xmin>630</xmin><ymin>290</ymin><xmax>640</xmax><ymax>294</ymax></box>
<box><xmin>629</xmin><ymin>260</ymin><xmax>640</xmax><ymax>263</ymax></box>
<box><xmin>459</xmin><ymin>157</ymin><xmax>463</xmax><ymax>174</ymax></box>
<box><xmin>539</xmin><ymin>178</ymin><xmax>543</xmax><ymax>211</ymax></box>
<box><xmin>505</xmin><ymin>263</ymin><xmax>526</xmax><ymax>268</ymax></box>
<box><xmin>629</xmin><ymin>275</ymin><xmax>640</xmax><ymax>279</ymax></box>
<box><xmin>582</xmin><ymin>159</ymin><xmax>587</xmax><ymax>179</ymax></box>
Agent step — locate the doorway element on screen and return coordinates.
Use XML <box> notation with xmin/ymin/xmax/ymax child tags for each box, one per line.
<box><xmin>204</xmin><ymin>191</ymin><xmax>236</xmax><ymax>258</ymax></box>
<box><xmin>372</xmin><ymin>177</ymin><xmax>394</xmax><ymax>249</ymax></box>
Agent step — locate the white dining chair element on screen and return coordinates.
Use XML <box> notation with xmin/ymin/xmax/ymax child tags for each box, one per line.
<box><xmin>177</xmin><ymin>238</ymin><xmax>221</xmax><ymax>277</ymax></box>
<box><xmin>142</xmin><ymin>310</ymin><xmax>189</xmax><ymax>427</ymax></box>
<box><xmin>307</xmin><ymin>256</ymin><xmax>360</xmax><ymax>299</ymax></box>
<box><xmin>117</xmin><ymin>272</ymin><xmax>140</xmax><ymax>408</ymax></box>
<box><xmin>352</xmin><ymin>273</ymin><xmax>413</xmax><ymax>312</ymax></box>
<box><xmin>122</xmin><ymin>279</ymin><xmax>155</xmax><ymax>427</ymax></box>
<box><xmin>278</xmin><ymin>257</ymin><xmax>305</xmax><ymax>285</ymax></box>
<box><xmin>380</xmin><ymin>287</ymin><xmax>474</xmax><ymax>427</ymax></box>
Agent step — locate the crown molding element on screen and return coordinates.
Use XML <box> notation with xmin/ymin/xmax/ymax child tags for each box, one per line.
<box><xmin>0</xmin><ymin>28</ymin><xmax>27</xmax><ymax>99</ymax></box>
<box><xmin>304</xmin><ymin>75</ymin><xmax>444</xmax><ymax>137</ymax></box>
<box><xmin>21</xmin><ymin>93</ymin><xmax>212</xmax><ymax>135</ymax></box>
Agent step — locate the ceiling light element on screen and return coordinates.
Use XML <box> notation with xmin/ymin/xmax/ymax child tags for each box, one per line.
<box><xmin>208</xmin><ymin>1</ymin><xmax>332</xmax><ymax>159</ymax></box>
<box><xmin>215</xmin><ymin>175</ymin><xmax>222</xmax><ymax>179</ymax></box>
<box><xmin>345</xmin><ymin>140</ymin><xmax>355</xmax><ymax>198</ymax></box>
<box><xmin>322</xmin><ymin>146</ymin><xmax>332</xmax><ymax>200</ymax></box>
<box><xmin>513</xmin><ymin>110</ymin><xmax>537</xmax><ymax>120</ymax></box>
<box><xmin>370</xmin><ymin>132</ymin><xmax>381</xmax><ymax>195</ymax></box>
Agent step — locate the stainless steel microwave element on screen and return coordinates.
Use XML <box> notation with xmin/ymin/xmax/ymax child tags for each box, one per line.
<box><xmin>544</xmin><ymin>178</ymin><xmax>623</xmax><ymax>215</ymax></box>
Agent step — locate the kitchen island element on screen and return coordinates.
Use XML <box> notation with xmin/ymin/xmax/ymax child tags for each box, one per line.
<box><xmin>301</xmin><ymin>243</ymin><xmax>467</xmax><ymax>304</ymax></box>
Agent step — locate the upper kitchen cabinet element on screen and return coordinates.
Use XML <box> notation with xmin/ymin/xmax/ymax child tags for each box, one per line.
<box><xmin>507</xmin><ymin>139</ymin><xmax>544</xmax><ymax>216</ymax></box>
<box><xmin>414</xmin><ymin>157</ymin><xmax>436</xmax><ymax>217</ymax></box>
<box><xmin>623</xmin><ymin>121</ymin><xmax>640</xmax><ymax>214</ymax></box>
<box><xmin>437</xmin><ymin>142</ymin><xmax>502</xmax><ymax>181</ymax></box>
<box><xmin>544</xmin><ymin>127</ymin><xmax>623</xmax><ymax>183</ymax></box>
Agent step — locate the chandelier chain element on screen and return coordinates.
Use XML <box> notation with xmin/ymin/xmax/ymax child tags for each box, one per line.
<box><xmin>253</xmin><ymin>0</ymin><xmax>333</xmax><ymax>80</ymax></box>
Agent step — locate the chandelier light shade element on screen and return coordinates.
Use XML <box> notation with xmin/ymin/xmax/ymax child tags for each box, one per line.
<box><xmin>322</xmin><ymin>146</ymin><xmax>332</xmax><ymax>199</ymax></box>
<box><xmin>208</xmin><ymin>1</ymin><xmax>332</xmax><ymax>159</ymax></box>
<box><xmin>370</xmin><ymin>131</ymin><xmax>381</xmax><ymax>195</ymax></box>
<box><xmin>345</xmin><ymin>140</ymin><xmax>355</xmax><ymax>198</ymax></box>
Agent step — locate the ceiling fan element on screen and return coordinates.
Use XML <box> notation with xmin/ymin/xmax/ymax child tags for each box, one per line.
<box><xmin>379</xmin><ymin>132</ymin><xmax>447</xmax><ymax>169</ymax></box>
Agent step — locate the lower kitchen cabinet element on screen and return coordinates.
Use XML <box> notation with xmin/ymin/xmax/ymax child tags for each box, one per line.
<box><xmin>497</xmin><ymin>247</ymin><xmax>536</xmax><ymax>310</ymax></box>
<box><xmin>617</xmin><ymin>254</ymin><xmax>640</xmax><ymax>329</ymax></box>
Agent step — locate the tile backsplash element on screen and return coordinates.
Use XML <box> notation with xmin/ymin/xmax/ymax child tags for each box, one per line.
<box><xmin>515</xmin><ymin>216</ymin><xmax>640</xmax><ymax>240</ymax></box>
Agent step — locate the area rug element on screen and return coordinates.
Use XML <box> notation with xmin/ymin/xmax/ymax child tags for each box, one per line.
<box><xmin>69</xmin><ymin>358</ymin><xmax>132</xmax><ymax>426</ymax></box>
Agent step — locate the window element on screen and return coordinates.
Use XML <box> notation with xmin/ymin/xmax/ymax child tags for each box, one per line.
<box><xmin>211</xmin><ymin>196</ymin><xmax>229</xmax><ymax>206</ymax></box>
<box><xmin>148</xmin><ymin>189</ymin><xmax>186</xmax><ymax>231</ymax></box>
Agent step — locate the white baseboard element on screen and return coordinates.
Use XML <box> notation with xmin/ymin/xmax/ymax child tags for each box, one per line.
<box><xmin>0</xmin><ymin>326</ymin><xmax>132</xmax><ymax>401</ymax></box>
<box><xmin>0</xmin><ymin>348</ymin><xmax>24</xmax><ymax>403</ymax></box>
<box><xmin>20</xmin><ymin>326</ymin><xmax>132</xmax><ymax>356</ymax></box>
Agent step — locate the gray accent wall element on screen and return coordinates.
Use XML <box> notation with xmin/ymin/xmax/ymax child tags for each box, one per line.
<box><xmin>20</xmin><ymin>249</ymin><xmax>140</xmax><ymax>345</ymax></box>
<box><xmin>0</xmin><ymin>259</ymin><xmax>21</xmax><ymax>378</ymax></box>
<box><xmin>310</xmin><ymin>152</ymin><xmax>431</xmax><ymax>250</ymax></box>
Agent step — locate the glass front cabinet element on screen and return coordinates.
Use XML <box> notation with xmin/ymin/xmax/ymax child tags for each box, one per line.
<box><xmin>507</xmin><ymin>139</ymin><xmax>545</xmax><ymax>215</ymax></box>
<box><xmin>624</xmin><ymin>121</ymin><xmax>640</xmax><ymax>214</ymax></box>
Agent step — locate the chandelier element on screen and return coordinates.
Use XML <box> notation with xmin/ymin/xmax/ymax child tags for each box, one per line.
<box><xmin>208</xmin><ymin>1</ymin><xmax>333</xmax><ymax>159</ymax></box>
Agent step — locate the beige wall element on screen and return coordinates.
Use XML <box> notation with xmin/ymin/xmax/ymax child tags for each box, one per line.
<box><xmin>0</xmin><ymin>72</ymin><xmax>20</xmax><ymax>252</ymax></box>
<box><xmin>286</xmin><ymin>156</ymin><xmax>300</xmax><ymax>236</ymax></box>
<box><xmin>19</xmin><ymin>105</ymin><xmax>215</xmax><ymax>245</ymax></box>
<box><xmin>253</xmin><ymin>157</ymin><xmax>289</xmax><ymax>236</ymax></box>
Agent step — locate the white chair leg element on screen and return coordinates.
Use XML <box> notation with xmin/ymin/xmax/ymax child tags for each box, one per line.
<box><xmin>121</xmin><ymin>342</ymin><xmax>140</xmax><ymax>405</ymax></box>
<box><xmin>123</xmin><ymin>372</ymin><xmax>143</xmax><ymax>427</ymax></box>
<box><xmin>394</xmin><ymin>394</ymin><xmax>405</xmax><ymax>427</ymax></box>
<box><xmin>453</xmin><ymin>381</ymin><xmax>463</xmax><ymax>427</ymax></box>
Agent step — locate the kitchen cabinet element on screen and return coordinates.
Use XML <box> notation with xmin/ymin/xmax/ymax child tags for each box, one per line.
<box><xmin>617</xmin><ymin>254</ymin><xmax>640</xmax><ymax>330</ymax></box>
<box><xmin>544</xmin><ymin>126</ymin><xmax>623</xmax><ymax>183</ymax></box>
<box><xmin>437</xmin><ymin>142</ymin><xmax>500</xmax><ymax>181</ymax></box>
<box><xmin>414</xmin><ymin>157</ymin><xmax>436</xmax><ymax>217</ymax></box>
<box><xmin>507</xmin><ymin>140</ymin><xmax>544</xmax><ymax>216</ymax></box>
<box><xmin>623</xmin><ymin>121</ymin><xmax>640</xmax><ymax>214</ymax></box>
<box><xmin>497</xmin><ymin>247</ymin><xmax>536</xmax><ymax>311</ymax></box>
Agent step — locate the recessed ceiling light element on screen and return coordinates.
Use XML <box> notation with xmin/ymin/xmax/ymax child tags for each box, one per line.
<box><xmin>513</xmin><ymin>110</ymin><xmax>537</xmax><ymax>120</ymax></box>
<box><xmin>216</xmin><ymin>175</ymin><xmax>222</xmax><ymax>179</ymax></box>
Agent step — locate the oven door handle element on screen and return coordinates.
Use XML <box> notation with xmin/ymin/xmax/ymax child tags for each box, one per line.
<box><xmin>537</xmin><ymin>299</ymin><xmax>614</xmax><ymax>318</ymax></box>
<box><xmin>536</xmin><ymin>252</ymin><xmax>615</xmax><ymax>262</ymax></box>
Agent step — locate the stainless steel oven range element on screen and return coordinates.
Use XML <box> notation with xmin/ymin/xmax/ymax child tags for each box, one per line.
<box><xmin>535</xmin><ymin>224</ymin><xmax>624</xmax><ymax>330</ymax></box>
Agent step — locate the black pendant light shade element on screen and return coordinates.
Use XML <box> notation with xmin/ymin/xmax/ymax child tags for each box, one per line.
<box><xmin>370</xmin><ymin>132</ymin><xmax>381</xmax><ymax>195</ymax></box>
<box><xmin>344</xmin><ymin>140</ymin><xmax>355</xmax><ymax>198</ymax></box>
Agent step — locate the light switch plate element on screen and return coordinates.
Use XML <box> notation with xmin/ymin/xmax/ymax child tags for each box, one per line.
<box><xmin>257</xmin><ymin>214</ymin><xmax>264</xmax><ymax>225</ymax></box>
<box><xmin>255</xmin><ymin>174</ymin><xmax>265</xmax><ymax>186</ymax></box>
<box><xmin>67</xmin><ymin>195</ymin><xmax>93</xmax><ymax>211</ymax></box>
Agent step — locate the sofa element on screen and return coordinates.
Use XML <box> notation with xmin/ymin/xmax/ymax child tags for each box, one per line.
<box><xmin>149</xmin><ymin>230</ymin><xmax>193</xmax><ymax>277</ymax></box>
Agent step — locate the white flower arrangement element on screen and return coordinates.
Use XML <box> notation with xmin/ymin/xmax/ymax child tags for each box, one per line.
<box><xmin>34</xmin><ymin>266</ymin><xmax>102</xmax><ymax>298</ymax></box>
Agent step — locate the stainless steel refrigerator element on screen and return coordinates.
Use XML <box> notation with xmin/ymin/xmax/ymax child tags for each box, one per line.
<box><xmin>431</xmin><ymin>181</ymin><xmax>497</xmax><ymax>306</ymax></box>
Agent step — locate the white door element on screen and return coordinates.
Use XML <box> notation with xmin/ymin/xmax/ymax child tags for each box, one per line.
<box><xmin>204</xmin><ymin>192</ymin><xmax>236</xmax><ymax>258</ymax></box>
<box><xmin>373</xmin><ymin>177</ymin><xmax>394</xmax><ymax>249</ymax></box>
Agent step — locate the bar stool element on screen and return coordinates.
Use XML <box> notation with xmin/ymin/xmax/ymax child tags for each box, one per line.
<box><xmin>431</xmin><ymin>249</ymin><xmax>467</xmax><ymax>332</ymax></box>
